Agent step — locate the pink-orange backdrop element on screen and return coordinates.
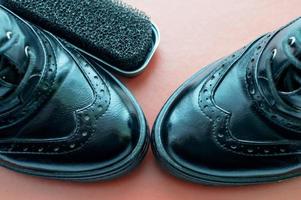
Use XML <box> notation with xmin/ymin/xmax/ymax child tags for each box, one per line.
<box><xmin>1</xmin><ymin>0</ymin><xmax>301</xmax><ymax>199</ymax></box>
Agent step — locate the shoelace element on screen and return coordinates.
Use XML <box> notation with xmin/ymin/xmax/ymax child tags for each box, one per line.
<box><xmin>0</xmin><ymin>31</ymin><xmax>31</xmax><ymax>100</ymax></box>
<box><xmin>266</xmin><ymin>32</ymin><xmax>301</xmax><ymax>110</ymax></box>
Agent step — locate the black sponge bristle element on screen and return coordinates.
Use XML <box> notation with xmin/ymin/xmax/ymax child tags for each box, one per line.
<box><xmin>2</xmin><ymin>0</ymin><xmax>154</xmax><ymax>71</ymax></box>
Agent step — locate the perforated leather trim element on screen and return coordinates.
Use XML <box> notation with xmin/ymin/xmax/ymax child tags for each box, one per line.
<box><xmin>0</xmin><ymin>33</ymin><xmax>111</xmax><ymax>155</ymax></box>
<box><xmin>198</xmin><ymin>33</ymin><xmax>301</xmax><ymax>156</ymax></box>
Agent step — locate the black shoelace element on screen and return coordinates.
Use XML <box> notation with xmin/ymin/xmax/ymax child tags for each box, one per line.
<box><xmin>0</xmin><ymin>31</ymin><xmax>30</xmax><ymax>99</ymax></box>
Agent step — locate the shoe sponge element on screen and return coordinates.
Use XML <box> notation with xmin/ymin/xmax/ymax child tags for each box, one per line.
<box><xmin>2</xmin><ymin>0</ymin><xmax>154</xmax><ymax>73</ymax></box>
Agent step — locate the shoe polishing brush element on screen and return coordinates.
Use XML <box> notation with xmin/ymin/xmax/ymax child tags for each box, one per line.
<box><xmin>1</xmin><ymin>0</ymin><xmax>160</xmax><ymax>76</ymax></box>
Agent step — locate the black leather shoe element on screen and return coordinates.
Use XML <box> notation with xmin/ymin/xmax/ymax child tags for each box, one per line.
<box><xmin>0</xmin><ymin>6</ymin><xmax>149</xmax><ymax>181</ymax></box>
<box><xmin>152</xmin><ymin>18</ymin><xmax>301</xmax><ymax>185</ymax></box>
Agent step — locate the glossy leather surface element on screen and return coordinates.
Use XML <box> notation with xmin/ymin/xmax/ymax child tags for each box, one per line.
<box><xmin>152</xmin><ymin>18</ymin><xmax>301</xmax><ymax>185</ymax></box>
<box><xmin>0</xmin><ymin>6</ymin><xmax>148</xmax><ymax>181</ymax></box>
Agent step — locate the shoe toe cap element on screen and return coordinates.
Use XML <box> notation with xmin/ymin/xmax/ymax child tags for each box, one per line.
<box><xmin>153</xmin><ymin>81</ymin><xmax>218</xmax><ymax>168</ymax></box>
<box><xmin>91</xmin><ymin>78</ymin><xmax>147</xmax><ymax>162</ymax></box>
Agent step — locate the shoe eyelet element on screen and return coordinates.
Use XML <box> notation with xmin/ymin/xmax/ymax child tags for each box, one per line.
<box><xmin>288</xmin><ymin>36</ymin><xmax>296</xmax><ymax>46</ymax></box>
<box><xmin>69</xmin><ymin>144</ymin><xmax>75</xmax><ymax>149</ymax></box>
<box><xmin>24</xmin><ymin>46</ymin><xmax>30</xmax><ymax>57</ymax></box>
<box><xmin>271</xmin><ymin>48</ymin><xmax>277</xmax><ymax>60</ymax></box>
<box><xmin>6</xmin><ymin>31</ymin><xmax>12</xmax><ymax>40</ymax></box>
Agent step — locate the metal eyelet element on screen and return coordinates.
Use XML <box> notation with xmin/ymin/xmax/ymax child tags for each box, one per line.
<box><xmin>24</xmin><ymin>46</ymin><xmax>30</xmax><ymax>57</ymax></box>
<box><xmin>288</xmin><ymin>36</ymin><xmax>296</xmax><ymax>46</ymax></box>
<box><xmin>271</xmin><ymin>48</ymin><xmax>277</xmax><ymax>60</ymax></box>
<box><xmin>6</xmin><ymin>31</ymin><xmax>12</xmax><ymax>40</ymax></box>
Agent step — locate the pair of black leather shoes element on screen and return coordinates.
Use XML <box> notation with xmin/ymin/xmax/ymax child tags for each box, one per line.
<box><xmin>1</xmin><ymin>5</ymin><xmax>301</xmax><ymax>186</ymax></box>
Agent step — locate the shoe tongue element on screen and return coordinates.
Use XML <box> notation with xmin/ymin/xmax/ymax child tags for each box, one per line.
<box><xmin>275</xmin><ymin>64</ymin><xmax>301</xmax><ymax>108</ymax></box>
<box><xmin>275</xmin><ymin>65</ymin><xmax>301</xmax><ymax>91</ymax></box>
<box><xmin>0</xmin><ymin>55</ymin><xmax>21</xmax><ymax>98</ymax></box>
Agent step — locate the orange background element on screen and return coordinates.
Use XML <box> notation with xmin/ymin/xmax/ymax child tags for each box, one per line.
<box><xmin>1</xmin><ymin>0</ymin><xmax>301</xmax><ymax>199</ymax></box>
